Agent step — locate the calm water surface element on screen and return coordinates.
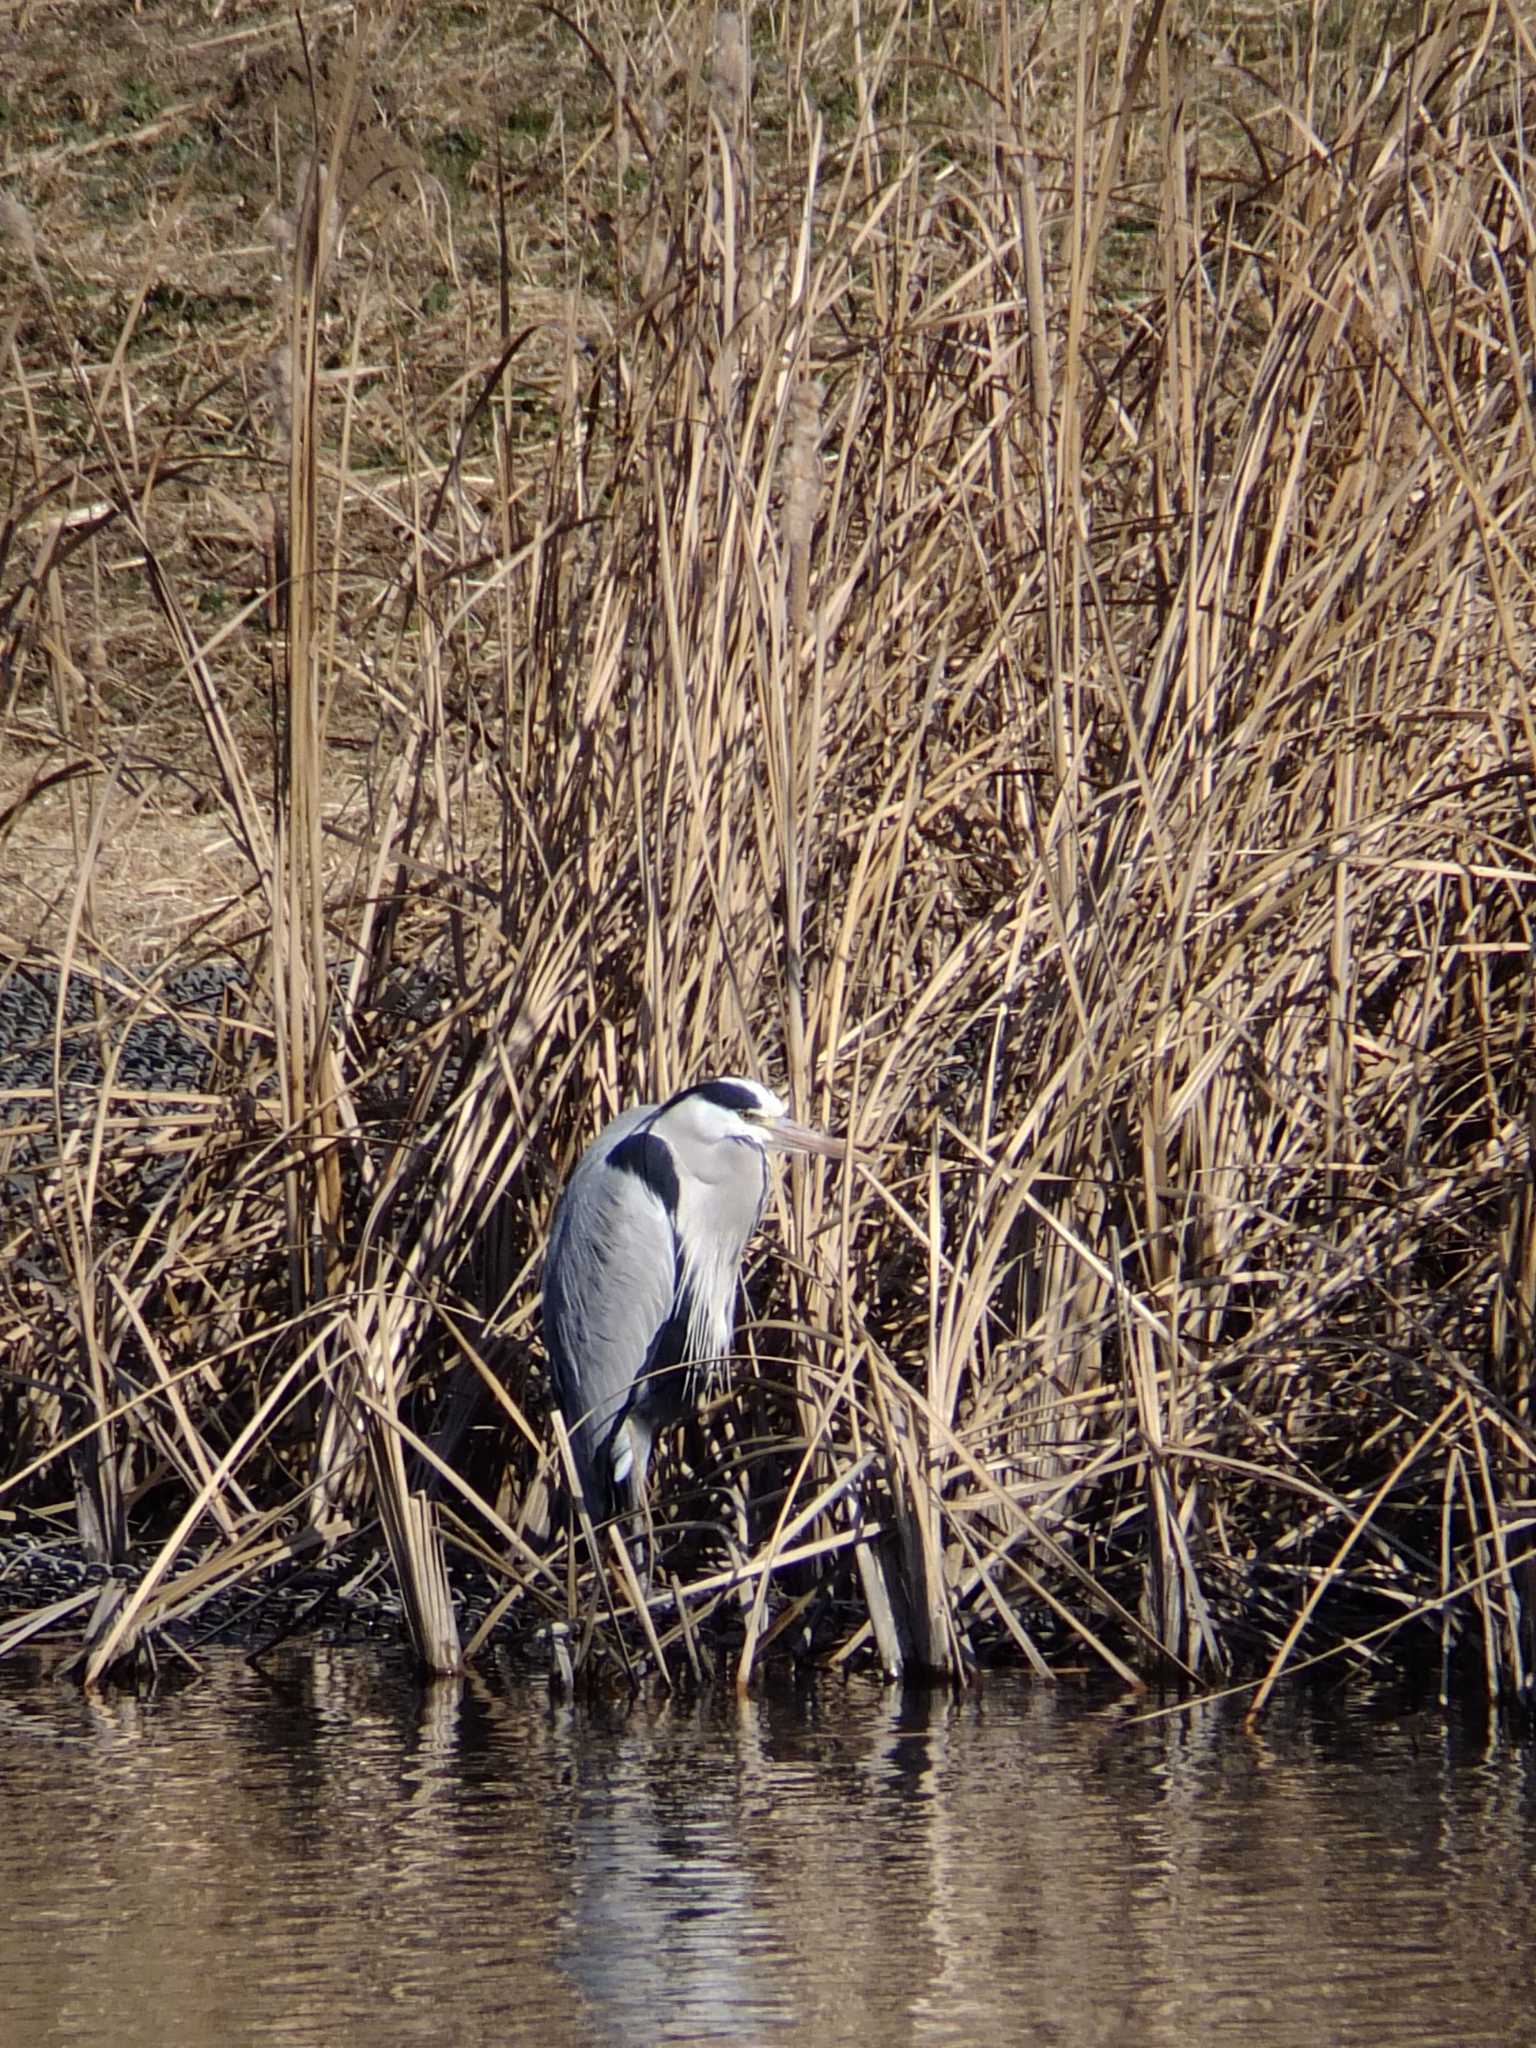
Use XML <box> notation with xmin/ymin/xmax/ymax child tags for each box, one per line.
<box><xmin>1</xmin><ymin>1650</ymin><xmax>1533</xmax><ymax>2047</ymax></box>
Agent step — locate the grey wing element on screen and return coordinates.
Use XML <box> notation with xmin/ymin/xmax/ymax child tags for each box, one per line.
<box><xmin>542</xmin><ymin>1118</ymin><xmax>678</xmax><ymax>1515</ymax></box>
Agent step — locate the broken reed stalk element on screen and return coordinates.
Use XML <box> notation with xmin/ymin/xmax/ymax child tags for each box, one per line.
<box><xmin>3</xmin><ymin>2</ymin><xmax>1536</xmax><ymax>1706</ymax></box>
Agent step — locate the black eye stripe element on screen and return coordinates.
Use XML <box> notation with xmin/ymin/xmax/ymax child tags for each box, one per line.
<box><xmin>666</xmin><ymin>1079</ymin><xmax>764</xmax><ymax>1117</ymax></box>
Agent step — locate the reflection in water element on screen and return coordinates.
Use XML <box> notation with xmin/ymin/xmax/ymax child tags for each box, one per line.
<box><xmin>1</xmin><ymin>1650</ymin><xmax>1534</xmax><ymax>2048</ymax></box>
<box><xmin>560</xmin><ymin>1709</ymin><xmax>767</xmax><ymax>2042</ymax></box>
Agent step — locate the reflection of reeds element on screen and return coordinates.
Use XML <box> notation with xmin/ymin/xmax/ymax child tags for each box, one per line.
<box><xmin>2</xmin><ymin>5</ymin><xmax>1536</xmax><ymax>1707</ymax></box>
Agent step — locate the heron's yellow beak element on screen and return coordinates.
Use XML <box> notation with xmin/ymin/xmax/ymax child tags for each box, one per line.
<box><xmin>762</xmin><ymin>1114</ymin><xmax>849</xmax><ymax>1160</ymax></box>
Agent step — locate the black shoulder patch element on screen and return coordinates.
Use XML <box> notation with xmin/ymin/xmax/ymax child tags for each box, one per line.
<box><xmin>675</xmin><ymin>1078</ymin><xmax>761</xmax><ymax>1117</ymax></box>
<box><xmin>609</xmin><ymin>1128</ymin><xmax>680</xmax><ymax>1214</ymax></box>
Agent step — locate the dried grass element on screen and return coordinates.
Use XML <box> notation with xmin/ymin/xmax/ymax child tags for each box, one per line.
<box><xmin>3</xmin><ymin>1</ymin><xmax>1536</xmax><ymax>1710</ymax></box>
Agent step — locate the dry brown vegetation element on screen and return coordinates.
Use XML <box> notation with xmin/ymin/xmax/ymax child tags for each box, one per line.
<box><xmin>3</xmin><ymin>0</ymin><xmax>1536</xmax><ymax>1708</ymax></box>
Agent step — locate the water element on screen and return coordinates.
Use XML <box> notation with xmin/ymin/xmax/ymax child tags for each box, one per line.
<box><xmin>2</xmin><ymin>1650</ymin><xmax>1533</xmax><ymax>2047</ymax></box>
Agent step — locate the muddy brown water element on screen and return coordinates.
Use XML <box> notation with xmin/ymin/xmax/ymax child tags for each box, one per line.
<box><xmin>1</xmin><ymin>1651</ymin><xmax>1533</xmax><ymax>2047</ymax></box>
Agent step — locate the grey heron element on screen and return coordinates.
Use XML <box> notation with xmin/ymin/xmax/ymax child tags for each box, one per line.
<box><xmin>542</xmin><ymin>1077</ymin><xmax>845</xmax><ymax>1530</ymax></box>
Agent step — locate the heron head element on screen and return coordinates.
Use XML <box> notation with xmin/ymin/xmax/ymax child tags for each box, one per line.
<box><xmin>663</xmin><ymin>1077</ymin><xmax>848</xmax><ymax>1159</ymax></box>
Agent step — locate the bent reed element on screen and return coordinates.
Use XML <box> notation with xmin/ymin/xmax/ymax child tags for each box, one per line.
<box><xmin>2</xmin><ymin>1</ymin><xmax>1535</xmax><ymax>1708</ymax></box>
